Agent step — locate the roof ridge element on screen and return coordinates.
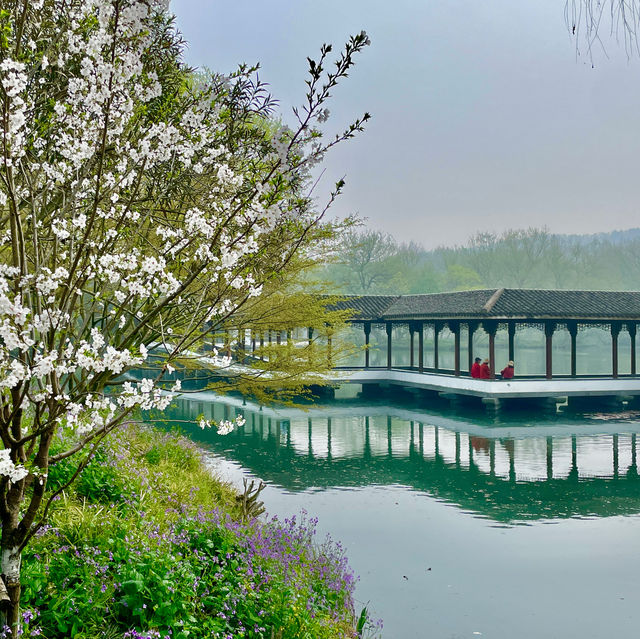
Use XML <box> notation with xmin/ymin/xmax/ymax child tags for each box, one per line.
<box><xmin>482</xmin><ymin>288</ymin><xmax>505</xmax><ymax>313</ymax></box>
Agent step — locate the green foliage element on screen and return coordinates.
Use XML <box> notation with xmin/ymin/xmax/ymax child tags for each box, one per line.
<box><xmin>0</xmin><ymin>10</ymin><xmax>12</xmax><ymax>50</ymax></box>
<box><xmin>20</xmin><ymin>425</ymin><xmax>369</xmax><ymax>639</ymax></box>
<box><xmin>47</xmin><ymin>450</ymin><xmax>129</xmax><ymax>504</ymax></box>
<box><xmin>444</xmin><ymin>264</ymin><xmax>482</xmax><ymax>291</ymax></box>
<box><xmin>320</xmin><ymin>226</ymin><xmax>640</xmax><ymax>294</ymax></box>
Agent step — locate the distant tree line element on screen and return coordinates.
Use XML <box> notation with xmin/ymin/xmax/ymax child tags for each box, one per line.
<box><xmin>317</xmin><ymin>227</ymin><xmax>640</xmax><ymax>294</ymax></box>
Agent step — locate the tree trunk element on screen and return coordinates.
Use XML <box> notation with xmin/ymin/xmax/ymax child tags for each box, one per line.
<box><xmin>0</xmin><ymin>542</ymin><xmax>21</xmax><ymax>632</ymax></box>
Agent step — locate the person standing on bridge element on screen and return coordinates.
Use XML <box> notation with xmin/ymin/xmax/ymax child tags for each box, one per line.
<box><xmin>480</xmin><ymin>358</ymin><xmax>491</xmax><ymax>379</ymax></box>
<box><xmin>471</xmin><ymin>357</ymin><xmax>482</xmax><ymax>378</ymax></box>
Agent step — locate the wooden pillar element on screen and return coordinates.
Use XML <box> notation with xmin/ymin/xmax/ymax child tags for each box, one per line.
<box><xmin>409</xmin><ymin>323</ymin><xmax>415</xmax><ymax>368</ymax></box>
<box><xmin>225</xmin><ymin>329</ymin><xmax>231</xmax><ymax>357</ymax></box>
<box><xmin>483</xmin><ymin>321</ymin><xmax>497</xmax><ymax>379</ymax></box>
<box><xmin>364</xmin><ymin>322</ymin><xmax>371</xmax><ymax>368</ymax></box>
<box><xmin>468</xmin><ymin>321</ymin><xmax>478</xmax><ymax>372</ymax></box>
<box><xmin>632</xmin><ymin>324</ymin><xmax>638</xmax><ymax>376</ymax></box>
<box><xmin>489</xmin><ymin>333</ymin><xmax>495</xmax><ymax>378</ymax></box>
<box><xmin>238</xmin><ymin>328</ymin><xmax>246</xmax><ymax>362</ymax></box>
<box><xmin>327</xmin><ymin>328</ymin><xmax>333</xmax><ymax>369</ymax></box>
<box><xmin>307</xmin><ymin>327</ymin><xmax>314</xmax><ymax>365</ymax></box>
<box><xmin>251</xmin><ymin>331</ymin><xmax>256</xmax><ymax>353</ymax></box>
<box><xmin>508</xmin><ymin>321</ymin><xmax>516</xmax><ymax>362</ymax></box>
<box><xmin>386</xmin><ymin>322</ymin><xmax>393</xmax><ymax>370</ymax></box>
<box><xmin>260</xmin><ymin>331</ymin><xmax>265</xmax><ymax>361</ymax></box>
<box><xmin>546</xmin><ymin>436</ymin><xmax>553</xmax><ymax>480</ymax></box>
<box><xmin>568</xmin><ymin>321</ymin><xmax>578</xmax><ymax>378</ymax></box>
<box><xmin>611</xmin><ymin>322</ymin><xmax>621</xmax><ymax>379</ymax></box>
<box><xmin>276</xmin><ymin>330</ymin><xmax>281</xmax><ymax>345</ymax></box>
<box><xmin>545</xmin><ymin>322</ymin><xmax>556</xmax><ymax>380</ymax></box>
<box><xmin>434</xmin><ymin>322</ymin><xmax>441</xmax><ymax>372</ymax></box>
<box><xmin>418</xmin><ymin>322</ymin><xmax>424</xmax><ymax>373</ymax></box>
<box><xmin>450</xmin><ymin>321</ymin><xmax>461</xmax><ymax>376</ymax></box>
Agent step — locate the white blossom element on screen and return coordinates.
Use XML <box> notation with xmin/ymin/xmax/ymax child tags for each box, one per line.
<box><xmin>0</xmin><ymin>0</ymin><xmax>366</xmax><ymax>521</ymax></box>
<box><xmin>0</xmin><ymin>449</ymin><xmax>28</xmax><ymax>483</ymax></box>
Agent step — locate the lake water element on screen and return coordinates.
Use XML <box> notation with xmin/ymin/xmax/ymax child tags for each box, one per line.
<box><xmin>157</xmin><ymin>389</ymin><xmax>640</xmax><ymax>639</ymax></box>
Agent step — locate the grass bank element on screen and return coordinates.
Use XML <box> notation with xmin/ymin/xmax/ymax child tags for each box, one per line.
<box><xmin>17</xmin><ymin>424</ymin><xmax>379</xmax><ymax>638</ymax></box>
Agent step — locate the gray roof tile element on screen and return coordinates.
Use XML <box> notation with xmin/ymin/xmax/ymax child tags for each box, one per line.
<box><xmin>330</xmin><ymin>295</ymin><xmax>399</xmax><ymax>320</ymax></box>
<box><xmin>333</xmin><ymin>289</ymin><xmax>640</xmax><ymax>321</ymax></box>
<box><xmin>383</xmin><ymin>290</ymin><xmax>497</xmax><ymax>319</ymax></box>
<box><xmin>490</xmin><ymin>289</ymin><xmax>640</xmax><ymax>319</ymax></box>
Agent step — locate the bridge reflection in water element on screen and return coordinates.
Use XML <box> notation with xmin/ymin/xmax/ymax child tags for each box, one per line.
<box><xmin>161</xmin><ymin>395</ymin><xmax>640</xmax><ymax>524</ymax></box>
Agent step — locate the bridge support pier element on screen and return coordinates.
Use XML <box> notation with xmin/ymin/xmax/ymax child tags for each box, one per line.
<box><xmin>566</xmin><ymin>395</ymin><xmax>627</xmax><ymax>411</ymax></box>
<box><xmin>481</xmin><ymin>397</ymin><xmax>501</xmax><ymax>412</ymax></box>
<box><xmin>309</xmin><ymin>384</ymin><xmax>335</xmax><ymax>400</ymax></box>
<box><xmin>624</xmin><ymin>395</ymin><xmax>640</xmax><ymax>409</ymax></box>
<box><xmin>500</xmin><ymin>396</ymin><xmax>565</xmax><ymax>412</ymax></box>
<box><xmin>360</xmin><ymin>383</ymin><xmax>382</xmax><ymax>399</ymax></box>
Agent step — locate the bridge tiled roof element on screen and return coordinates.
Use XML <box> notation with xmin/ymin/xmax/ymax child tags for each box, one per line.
<box><xmin>383</xmin><ymin>290</ymin><xmax>497</xmax><ymax>319</ymax></box>
<box><xmin>331</xmin><ymin>295</ymin><xmax>400</xmax><ymax>320</ymax></box>
<box><xmin>337</xmin><ymin>289</ymin><xmax>640</xmax><ymax>322</ymax></box>
<box><xmin>489</xmin><ymin>289</ymin><xmax>640</xmax><ymax>319</ymax></box>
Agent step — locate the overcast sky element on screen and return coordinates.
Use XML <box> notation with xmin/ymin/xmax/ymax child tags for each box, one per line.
<box><xmin>170</xmin><ymin>0</ymin><xmax>640</xmax><ymax>248</ymax></box>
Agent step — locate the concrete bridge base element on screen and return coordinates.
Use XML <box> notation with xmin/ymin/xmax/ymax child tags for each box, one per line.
<box><xmin>330</xmin><ymin>368</ymin><xmax>640</xmax><ymax>405</ymax></box>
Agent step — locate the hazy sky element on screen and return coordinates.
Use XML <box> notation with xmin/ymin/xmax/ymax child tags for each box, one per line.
<box><xmin>170</xmin><ymin>0</ymin><xmax>640</xmax><ymax>248</ymax></box>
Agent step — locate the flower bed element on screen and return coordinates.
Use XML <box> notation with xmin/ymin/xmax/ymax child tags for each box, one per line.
<box><xmin>18</xmin><ymin>425</ymin><xmax>376</xmax><ymax>638</ymax></box>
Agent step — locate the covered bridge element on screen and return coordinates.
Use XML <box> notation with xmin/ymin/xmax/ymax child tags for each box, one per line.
<box><xmin>333</xmin><ymin>288</ymin><xmax>640</xmax><ymax>381</ymax></box>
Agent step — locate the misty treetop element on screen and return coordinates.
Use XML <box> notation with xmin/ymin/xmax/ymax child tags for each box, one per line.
<box><xmin>320</xmin><ymin>227</ymin><xmax>640</xmax><ymax>294</ymax></box>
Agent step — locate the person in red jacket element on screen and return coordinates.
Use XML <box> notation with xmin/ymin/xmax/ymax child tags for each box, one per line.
<box><xmin>480</xmin><ymin>358</ymin><xmax>491</xmax><ymax>379</ymax></box>
<box><xmin>470</xmin><ymin>357</ymin><xmax>482</xmax><ymax>378</ymax></box>
<box><xmin>500</xmin><ymin>361</ymin><xmax>515</xmax><ymax>379</ymax></box>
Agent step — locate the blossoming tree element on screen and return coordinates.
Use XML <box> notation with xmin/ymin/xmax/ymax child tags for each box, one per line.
<box><xmin>0</xmin><ymin>0</ymin><xmax>369</xmax><ymax>627</ymax></box>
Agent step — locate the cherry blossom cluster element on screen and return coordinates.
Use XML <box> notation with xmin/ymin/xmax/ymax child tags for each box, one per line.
<box><xmin>198</xmin><ymin>415</ymin><xmax>246</xmax><ymax>435</ymax></box>
<box><xmin>0</xmin><ymin>449</ymin><xmax>28</xmax><ymax>484</ymax></box>
<box><xmin>0</xmin><ymin>0</ymin><xmax>369</xmax><ymax>491</ymax></box>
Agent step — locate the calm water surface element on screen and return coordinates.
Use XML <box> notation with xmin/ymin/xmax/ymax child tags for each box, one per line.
<box><xmin>157</xmin><ymin>390</ymin><xmax>640</xmax><ymax>639</ymax></box>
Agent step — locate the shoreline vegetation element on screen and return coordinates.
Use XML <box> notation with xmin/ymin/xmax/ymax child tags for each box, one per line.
<box><xmin>16</xmin><ymin>424</ymin><xmax>379</xmax><ymax>638</ymax></box>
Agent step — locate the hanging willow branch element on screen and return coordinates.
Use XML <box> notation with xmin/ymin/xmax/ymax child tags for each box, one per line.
<box><xmin>566</xmin><ymin>0</ymin><xmax>640</xmax><ymax>60</ymax></box>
